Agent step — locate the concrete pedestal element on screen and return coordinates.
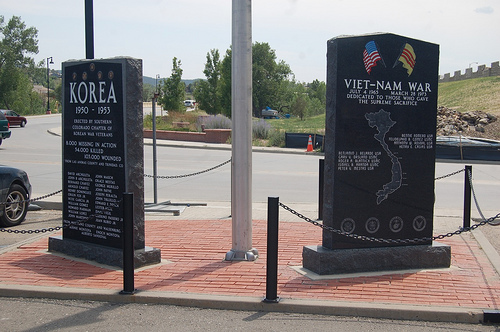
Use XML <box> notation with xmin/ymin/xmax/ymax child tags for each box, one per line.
<box><xmin>303</xmin><ymin>242</ymin><xmax>451</xmax><ymax>275</ymax></box>
<box><xmin>48</xmin><ymin>236</ymin><xmax>161</xmax><ymax>269</ymax></box>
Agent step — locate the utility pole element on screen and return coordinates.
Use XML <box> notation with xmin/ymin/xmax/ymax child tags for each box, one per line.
<box><xmin>225</xmin><ymin>0</ymin><xmax>258</xmax><ymax>261</ymax></box>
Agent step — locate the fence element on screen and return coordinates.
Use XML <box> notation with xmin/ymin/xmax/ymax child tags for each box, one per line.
<box><xmin>439</xmin><ymin>61</ymin><xmax>500</xmax><ymax>83</ymax></box>
<box><xmin>1</xmin><ymin>161</ymin><xmax>499</xmax><ymax>301</ymax></box>
<box><xmin>264</xmin><ymin>165</ymin><xmax>500</xmax><ymax>302</ymax></box>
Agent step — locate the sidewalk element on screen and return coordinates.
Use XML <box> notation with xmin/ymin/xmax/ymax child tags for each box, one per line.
<box><xmin>1</xmin><ymin>205</ymin><xmax>500</xmax><ymax>324</ymax></box>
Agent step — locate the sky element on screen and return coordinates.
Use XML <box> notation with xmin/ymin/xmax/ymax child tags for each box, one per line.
<box><xmin>1</xmin><ymin>0</ymin><xmax>499</xmax><ymax>83</ymax></box>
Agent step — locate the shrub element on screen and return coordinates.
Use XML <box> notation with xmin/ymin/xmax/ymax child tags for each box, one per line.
<box><xmin>268</xmin><ymin>129</ymin><xmax>286</xmax><ymax>147</ymax></box>
<box><xmin>252</xmin><ymin>119</ymin><xmax>271</xmax><ymax>139</ymax></box>
<box><xmin>196</xmin><ymin>114</ymin><xmax>232</xmax><ymax>131</ymax></box>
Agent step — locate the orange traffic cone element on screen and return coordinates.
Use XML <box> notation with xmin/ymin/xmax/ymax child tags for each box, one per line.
<box><xmin>306</xmin><ymin>135</ymin><xmax>313</xmax><ymax>152</ymax></box>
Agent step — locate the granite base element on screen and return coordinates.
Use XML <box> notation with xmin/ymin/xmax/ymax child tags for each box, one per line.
<box><xmin>303</xmin><ymin>242</ymin><xmax>451</xmax><ymax>275</ymax></box>
<box><xmin>48</xmin><ymin>235</ymin><xmax>161</xmax><ymax>269</ymax></box>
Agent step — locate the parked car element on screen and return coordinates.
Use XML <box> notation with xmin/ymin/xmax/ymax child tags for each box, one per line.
<box><xmin>0</xmin><ymin>111</ymin><xmax>11</xmax><ymax>146</ymax></box>
<box><xmin>184</xmin><ymin>100</ymin><xmax>195</xmax><ymax>107</ymax></box>
<box><xmin>261</xmin><ymin>107</ymin><xmax>279</xmax><ymax>119</ymax></box>
<box><xmin>0</xmin><ymin>109</ymin><xmax>27</xmax><ymax>127</ymax></box>
<box><xmin>0</xmin><ymin>166</ymin><xmax>32</xmax><ymax>226</ymax></box>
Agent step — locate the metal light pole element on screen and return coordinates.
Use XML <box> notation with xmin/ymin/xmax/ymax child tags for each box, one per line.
<box><xmin>225</xmin><ymin>0</ymin><xmax>258</xmax><ymax>261</ymax></box>
<box><xmin>46</xmin><ymin>57</ymin><xmax>54</xmax><ymax>114</ymax></box>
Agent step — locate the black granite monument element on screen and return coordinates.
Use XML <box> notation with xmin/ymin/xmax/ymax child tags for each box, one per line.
<box><xmin>49</xmin><ymin>57</ymin><xmax>161</xmax><ymax>268</ymax></box>
<box><xmin>303</xmin><ymin>33</ymin><xmax>450</xmax><ymax>275</ymax></box>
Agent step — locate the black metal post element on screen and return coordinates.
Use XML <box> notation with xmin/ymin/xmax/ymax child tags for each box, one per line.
<box><xmin>463</xmin><ymin>165</ymin><xmax>472</xmax><ymax>229</ymax></box>
<box><xmin>152</xmin><ymin>95</ymin><xmax>158</xmax><ymax>204</ymax></box>
<box><xmin>264</xmin><ymin>197</ymin><xmax>280</xmax><ymax>303</ymax></box>
<box><xmin>120</xmin><ymin>192</ymin><xmax>135</xmax><ymax>294</ymax></box>
<box><xmin>318</xmin><ymin>159</ymin><xmax>324</xmax><ymax>220</ymax></box>
<box><xmin>46</xmin><ymin>57</ymin><xmax>53</xmax><ymax>114</ymax></box>
<box><xmin>85</xmin><ymin>0</ymin><xmax>94</xmax><ymax>59</ymax></box>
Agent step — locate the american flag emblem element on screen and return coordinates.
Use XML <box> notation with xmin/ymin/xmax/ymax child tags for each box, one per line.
<box><xmin>363</xmin><ymin>41</ymin><xmax>384</xmax><ymax>74</ymax></box>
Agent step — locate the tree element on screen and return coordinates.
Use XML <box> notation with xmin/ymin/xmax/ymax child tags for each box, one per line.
<box><xmin>285</xmin><ymin>81</ymin><xmax>325</xmax><ymax>120</ymax></box>
<box><xmin>251</xmin><ymin>42</ymin><xmax>293</xmax><ymax>116</ymax></box>
<box><xmin>291</xmin><ymin>94</ymin><xmax>308</xmax><ymax>121</ymax></box>
<box><xmin>218</xmin><ymin>42</ymin><xmax>293</xmax><ymax>118</ymax></box>
<box><xmin>194</xmin><ymin>49</ymin><xmax>221</xmax><ymax>115</ymax></box>
<box><xmin>142</xmin><ymin>83</ymin><xmax>155</xmax><ymax>102</ymax></box>
<box><xmin>307</xmin><ymin>79</ymin><xmax>326</xmax><ymax>105</ymax></box>
<box><xmin>219</xmin><ymin>49</ymin><xmax>232</xmax><ymax>117</ymax></box>
<box><xmin>27</xmin><ymin>60</ymin><xmax>46</xmax><ymax>86</ymax></box>
<box><xmin>0</xmin><ymin>15</ymin><xmax>39</xmax><ymax>110</ymax></box>
<box><xmin>158</xmin><ymin>57</ymin><xmax>185</xmax><ymax>112</ymax></box>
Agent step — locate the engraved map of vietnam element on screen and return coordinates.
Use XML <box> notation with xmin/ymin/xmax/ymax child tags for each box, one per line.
<box><xmin>365</xmin><ymin>109</ymin><xmax>402</xmax><ymax>204</ymax></box>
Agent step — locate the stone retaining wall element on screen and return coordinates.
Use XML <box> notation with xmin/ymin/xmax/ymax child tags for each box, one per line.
<box><xmin>143</xmin><ymin>129</ymin><xmax>231</xmax><ymax>144</ymax></box>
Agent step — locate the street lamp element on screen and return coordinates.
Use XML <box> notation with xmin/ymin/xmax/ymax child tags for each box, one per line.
<box><xmin>155</xmin><ymin>74</ymin><xmax>160</xmax><ymax>93</ymax></box>
<box><xmin>155</xmin><ymin>74</ymin><xmax>162</xmax><ymax>116</ymax></box>
<box><xmin>46</xmin><ymin>57</ymin><xmax>54</xmax><ymax>114</ymax></box>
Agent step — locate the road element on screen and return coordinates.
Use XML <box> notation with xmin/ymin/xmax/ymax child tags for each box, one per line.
<box><xmin>1</xmin><ymin>113</ymin><xmax>499</xmax><ymax>248</ymax></box>
<box><xmin>0</xmin><ymin>115</ymin><xmax>62</xmax><ymax>199</ymax></box>
<box><xmin>1</xmin><ymin>114</ymin><xmax>498</xmax><ymax>214</ymax></box>
<box><xmin>0</xmin><ymin>297</ymin><xmax>496</xmax><ymax>331</ymax></box>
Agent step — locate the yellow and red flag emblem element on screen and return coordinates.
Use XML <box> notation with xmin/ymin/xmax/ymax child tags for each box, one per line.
<box><xmin>396</xmin><ymin>43</ymin><xmax>416</xmax><ymax>76</ymax></box>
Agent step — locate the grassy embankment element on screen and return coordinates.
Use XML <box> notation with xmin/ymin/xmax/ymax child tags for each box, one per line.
<box><xmin>438</xmin><ymin>76</ymin><xmax>500</xmax><ymax>114</ymax></box>
<box><xmin>144</xmin><ymin>76</ymin><xmax>500</xmax><ymax>143</ymax></box>
<box><xmin>270</xmin><ymin>76</ymin><xmax>500</xmax><ymax>141</ymax></box>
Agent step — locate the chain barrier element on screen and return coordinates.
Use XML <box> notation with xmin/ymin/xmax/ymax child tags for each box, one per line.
<box><xmin>1</xmin><ymin>158</ymin><xmax>231</xmax><ymax>208</ymax></box>
<box><xmin>279</xmin><ymin>168</ymin><xmax>499</xmax><ymax>244</ymax></box>
<box><xmin>466</xmin><ymin>168</ymin><xmax>500</xmax><ymax>226</ymax></box>
<box><xmin>435</xmin><ymin>168</ymin><xmax>464</xmax><ymax>181</ymax></box>
<box><xmin>279</xmin><ymin>202</ymin><xmax>500</xmax><ymax>244</ymax></box>
<box><xmin>0</xmin><ymin>158</ymin><xmax>230</xmax><ymax>234</ymax></box>
<box><xmin>1</xmin><ymin>167</ymin><xmax>494</xmax><ymax>238</ymax></box>
<box><xmin>0</xmin><ymin>196</ymin><xmax>122</xmax><ymax>235</ymax></box>
<box><xmin>144</xmin><ymin>158</ymin><xmax>231</xmax><ymax>180</ymax></box>
<box><xmin>0</xmin><ymin>213</ymin><xmax>95</xmax><ymax>234</ymax></box>
<box><xmin>467</xmin><ymin>168</ymin><xmax>486</xmax><ymax>221</ymax></box>
<box><xmin>0</xmin><ymin>189</ymin><xmax>62</xmax><ymax>207</ymax></box>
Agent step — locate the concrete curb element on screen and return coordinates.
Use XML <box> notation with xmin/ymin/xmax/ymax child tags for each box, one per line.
<box><xmin>47</xmin><ymin>126</ymin><xmax>324</xmax><ymax>156</ymax></box>
<box><xmin>0</xmin><ymin>284</ymin><xmax>484</xmax><ymax>324</ymax></box>
<box><xmin>473</xmin><ymin>228</ymin><xmax>500</xmax><ymax>276</ymax></box>
<box><xmin>35</xmin><ymin>200</ymin><xmax>63</xmax><ymax>210</ymax></box>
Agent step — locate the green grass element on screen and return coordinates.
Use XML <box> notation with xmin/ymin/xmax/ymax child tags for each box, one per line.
<box><xmin>265</xmin><ymin>114</ymin><xmax>326</xmax><ymax>134</ymax></box>
<box><xmin>438</xmin><ymin>76</ymin><xmax>500</xmax><ymax>113</ymax></box>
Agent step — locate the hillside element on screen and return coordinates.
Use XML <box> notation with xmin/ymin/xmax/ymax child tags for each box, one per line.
<box><xmin>143</xmin><ymin>76</ymin><xmax>201</xmax><ymax>87</ymax></box>
<box><xmin>438</xmin><ymin>76</ymin><xmax>500</xmax><ymax>114</ymax></box>
<box><xmin>438</xmin><ymin>76</ymin><xmax>500</xmax><ymax>140</ymax></box>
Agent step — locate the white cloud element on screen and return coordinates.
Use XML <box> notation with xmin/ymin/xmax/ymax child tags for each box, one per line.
<box><xmin>475</xmin><ymin>6</ymin><xmax>494</xmax><ymax>14</ymax></box>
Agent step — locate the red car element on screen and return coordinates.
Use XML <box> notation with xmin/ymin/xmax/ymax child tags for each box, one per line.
<box><xmin>0</xmin><ymin>110</ymin><xmax>27</xmax><ymax>127</ymax></box>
